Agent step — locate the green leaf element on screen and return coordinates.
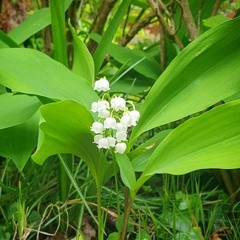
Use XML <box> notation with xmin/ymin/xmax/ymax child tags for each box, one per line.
<box><xmin>131</xmin><ymin>17</ymin><xmax>240</xmax><ymax>142</ymax></box>
<box><xmin>142</xmin><ymin>100</ymin><xmax>240</xmax><ymax>177</ymax></box>
<box><xmin>7</xmin><ymin>8</ymin><xmax>50</xmax><ymax>45</ymax></box>
<box><xmin>50</xmin><ymin>0</ymin><xmax>68</xmax><ymax>66</ymax></box>
<box><xmin>203</xmin><ymin>14</ymin><xmax>229</xmax><ymax>28</ymax></box>
<box><xmin>130</xmin><ymin>130</ymin><xmax>172</xmax><ymax>172</ymax></box>
<box><xmin>32</xmin><ymin>100</ymin><xmax>111</xmax><ymax>184</ymax></box>
<box><xmin>0</xmin><ymin>30</ymin><xmax>18</xmax><ymax>48</ymax></box>
<box><xmin>0</xmin><ymin>48</ymin><xmax>98</xmax><ymax>108</ymax></box>
<box><xmin>0</xmin><ymin>93</ymin><xmax>41</xmax><ymax>129</ymax></box>
<box><xmin>109</xmin><ymin>45</ymin><xmax>161</xmax><ymax>80</ymax></box>
<box><xmin>7</xmin><ymin>0</ymin><xmax>73</xmax><ymax>45</ymax></box>
<box><xmin>91</xmin><ymin>33</ymin><xmax>161</xmax><ymax>80</ymax></box>
<box><xmin>0</xmin><ymin>112</ymin><xmax>39</xmax><ymax>171</ymax></box>
<box><xmin>115</xmin><ymin>154</ymin><xmax>136</xmax><ymax>192</ymax></box>
<box><xmin>69</xmin><ymin>23</ymin><xmax>95</xmax><ymax>84</ymax></box>
<box><xmin>93</xmin><ymin>0</ymin><xmax>131</xmax><ymax>74</ymax></box>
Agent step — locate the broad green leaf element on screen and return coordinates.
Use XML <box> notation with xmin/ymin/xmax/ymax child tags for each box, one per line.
<box><xmin>91</xmin><ymin>33</ymin><xmax>161</xmax><ymax>80</ymax></box>
<box><xmin>203</xmin><ymin>14</ymin><xmax>229</xmax><ymax>28</ymax></box>
<box><xmin>110</xmin><ymin>76</ymin><xmax>154</xmax><ymax>95</ymax></box>
<box><xmin>115</xmin><ymin>154</ymin><xmax>136</xmax><ymax>192</ymax></box>
<box><xmin>0</xmin><ymin>93</ymin><xmax>41</xmax><ymax>129</ymax></box>
<box><xmin>0</xmin><ymin>30</ymin><xmax>18</xmax><ymax>48</ymax></box>
<box><xmin>0</xmin><ymin>112</ymin><xmax>39</xmax><ymax>171</ymax></box>
<box><xmin>7</xmin><ymin>8</ymin><xmax>50</xmax><ymax>45</ymax></box>
<box><xmin>130</xmin><ymin>130</ymin><xmax>172</xmax><ymax>172</ymax></box>
<box><xmin>7</xmin><ymin>0</ymin><xmax>73</xmax><ymax>45</ymax></box>
<box><xmin>131</xmin><ymin>17</ymin><xmax>240</xmax><ymax>142</ymax></box>
<box><xmin>0</xmin><ymin>48</ymin><xmax>98</xmax><ymax>109</ymax></box>
<box><xmin>93</xmin><ymin>0</ymin><xmax>131</xmax><ymax>74</ymax></box>
<box><xmin>109</xmin><ymin>44</ymin><xmax>161</xmax><ymax>80</ymax></box>
<box><xmin>69</xmin><ymin>23</ymin><xmax>94</xmax><ymax>84</ymax></box>
<box><xmin>142</xmin><ymin>100</ymin><xmax>240</xmax><ymax>177</ymax></box>
<box><xmin>32</xmin><ymin>100</ymin><xmax>111</xmax><ymax>184</ymax></box>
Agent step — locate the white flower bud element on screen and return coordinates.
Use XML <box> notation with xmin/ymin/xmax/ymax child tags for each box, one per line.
<box><xmin>111</xmin><ymin>97</ymin><xmax>126</xmax><ymax>111</ymax></box>
<box><xmin>98</xmin><ymin>137</ymin><xmax>110</xmax><ymax>149</ymax></box>
<box><xmin>94</xmin><ymin>78</ymin><xmax>110</xmax><ymax>92</ymax></box>
<box><xmin>104</xmin><ymin>117</ymin><xmax>117</xmax><ymax>129</ymax></box>
<box><xmin>91</xmin><ymin>122</ymin><xmax>104</xmax><ymax>134</ymax></box>
<box><xmin>115</xmin><ymin>142</ymin><xmax>127</xmax><ymax>154</ymax></box>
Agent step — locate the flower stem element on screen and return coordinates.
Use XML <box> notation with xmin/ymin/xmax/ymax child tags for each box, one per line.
<box><xmin>112</xmin><ymin>151</ymin><xmax>121</xmax><ymax>215</ymax></box>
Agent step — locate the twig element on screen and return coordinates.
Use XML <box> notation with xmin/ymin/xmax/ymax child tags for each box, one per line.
<box><xmin>87</xmin><ymin>0</ymin><xmax>117</xmax><ymax>54</ymax></box>
<box><xmin>147</xmin><ymin>0</ymin><xmax>184</xmax><ymax>50</ymax></box>
<box><xmin>41</xmin><ymin>0</ymin><xmax>52</xmax><ymax>55</ymax></box>
<box><xmin>212</xmin><ymin>0</ymin><xmax>221</xmax><ymax>16</ymax></box>
<box><xmin>176</xmin><ymin>0</ymin><xmax>199</xmax><ymax>40</ymax></box>
<box><xmin>159</xmin><ymin>22</ymin><xmax>166</xmax><ymax>70</ymax></box>
<box><xmin>120</xmin><ymin>10</ymin><xmax>156</xmax><ymax>46</ymax></box>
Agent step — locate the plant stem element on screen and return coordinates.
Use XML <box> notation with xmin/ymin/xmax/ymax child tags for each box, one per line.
<box><xmin>112</xmin><ymin>151</ymin><xmax>121</xmax><ymax>215</ymax></box>
<box><xmin>121</xmin><ymin>187</ymin><xmax>134</xmax><ymax>240</ymax></box>
<box><xmin>58</xmin><ymin>154</ymin><xmax>71</xmax><ymax>202</ymax></box>
<box><xmin>97</xmin><ymin>181</ymin><xmax>104</xmax><ymax>240</ymax></box>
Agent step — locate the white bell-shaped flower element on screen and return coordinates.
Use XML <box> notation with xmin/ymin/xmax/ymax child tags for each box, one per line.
<box><xmin>115</xmin><ymin>142</ymin><xmax>127</xmax><ymax>154</ymax></box>
<box><xmin>129</xmin><ymin>110</ymin><xmax>140</xmax><ymax>126</ymax></box>
<box><xmin>98</xmin><ymin>100</ymin><xmax>110</xmax><ymax>111</ymax></box>
<box><xmin>98</xmin><ymin>109</ymin><xmax>110</xmax><ymax>118</ymax></box>
<box><xmin>94</xmin><ymin>134</ymin><xmax>103</xmax><ymax>144</ymax></box>
<box><xmin>94</xmin><ymin>78</ymin><xmax>110</xmax><ymax>92</ymax></box>
<box><xmin>91</xmin><ymin>100</ymin><xmax>110</xmax><ymax>113</ymax></box>
<box><xmin>91</xmin><ymin>122</ymin><xmax>104</xmax><ymax>134</ymax></box>
<box><xmin>120</xmin><ymin>115</ymin><xmax>132</xmax><ymax>127</ymax></box>
<box><xmin>116</xmin><ymin>131</ymin><xmax>127</xmax><ymax>142</ymax></box>
<box><xmin>104</xmin><ymin>117</ymin><xmax>117</xmax><ymax>129</ymax></box>
<box><xmin>107</xmin><ymin>137</ymin><xmax>116</xmax><ymax>147</ymax></box>
<box><xmin>116</xmin><ymin>122</ymin><xmax>128</xmax><ymax>132</ymax></box>
<box><xmin>91</xmin><ymin>102</ymin><xmax>98</xmax><ymax>113</ymax></box>
<box><xmin>111</xmin><ymin>97</ymin><xmax>126</xmax><ymax>111</ymax></box>
<box><xmin>98</xmin><ymin>137</ymin><xmax>110</xmax><ymax>149</ymax></box>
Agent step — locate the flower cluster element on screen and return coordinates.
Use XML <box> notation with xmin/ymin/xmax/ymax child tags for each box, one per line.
<box><xmin>90</xmin><ymin>77</ymin><xmax>140</xmax><ymax>154</ymax></box>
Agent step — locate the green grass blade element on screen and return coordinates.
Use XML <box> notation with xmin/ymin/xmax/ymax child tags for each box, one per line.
<box><xmin>58</xmin><ymin>154</ymin><xmax>98</xmax><ymax>225</ymax></box>
<box><xmin>93</xmin><ymin>0</ymin><xmax>131</xmax><ymax>74</ymax></box>
<box><xmin>50</xmin><ymin>0</ymin><xmax>68</xmax><ymax>66</ymax></box>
